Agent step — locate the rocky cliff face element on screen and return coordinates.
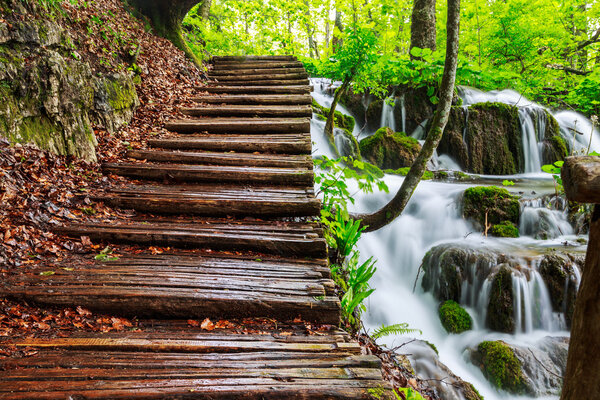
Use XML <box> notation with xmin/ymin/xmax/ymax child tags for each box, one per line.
<box><xmin>0</xmin><ymin>0</ymin><xmax>139</xmax><ymax>161</ymax></box>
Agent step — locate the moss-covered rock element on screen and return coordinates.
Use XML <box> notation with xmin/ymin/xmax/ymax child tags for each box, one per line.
<box><xmin>541</xmin><ymin>110</ymin><xmax>568</xmax><ymax>164</ymax></box>
<box><xmin>471</xmin><ymin>340</ymin><xmax>528</xmax><ymax>394</ymax></box>
<box><xmin>462</xmin><ymin>186</ymin><xmax>521</xmax><ymax>234</ymax></box>
<box><xmin>365</xmin><ymin>99</ymin><xmax>383</xmax><ymax>132</ymax></box>
<box><xmin>490</xmin><ymin>221</ymin><xmax>520</xmax><ymax>238</ymax></box>
<box><xmin>539</xmin><ymin>253</ymin><xmax>583</xmax><ymax>327</ymax></box>
<box><xmin>359</xmin><ymin>127</ymin><xmax>421</xmax><ymax>169</ymax></box>
<box><xmin>437</xmin><ymin>102</ymin><xmax>523</xmax><ymax>174</ymax></box>
<box><xmin>339</xmin><ymin>88</ymin><xmax>367</xmax><ymax>126</ymax></box>
<box><xmin>438</xmin><ymin>300</ymin><xmax>473</xmax><ymax>334</ymax></box>
<box><xmin>0</xmin><ymin>0</ymin><xmax>139</xmax><ymax>161</ymax></box>
<box><xmin>312</xmin><ymin>99</ymin><xmax>359</xmax><ymax>158</ymax></box>
<box><xmin>384</xmin><ymin>167</ymin><xmax>434</xmax><ymax>180</ymax></box>
<box><xmin>312</xmin><ymin>98</ymin><xmax>356</xmax><ymax>133</ymax></box>
<box><xmin>486</xmin><ymin>266</ymin><xmax>515</xmax><ymax>333</ymax></box>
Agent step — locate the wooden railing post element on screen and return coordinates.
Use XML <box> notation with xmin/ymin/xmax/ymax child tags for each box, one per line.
<box><xmin>561</xmin><ymin>156</ymin><xmax>600</xmax><ymax>400</ymax></box>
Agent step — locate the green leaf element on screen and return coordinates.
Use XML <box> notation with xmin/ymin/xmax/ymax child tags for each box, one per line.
<box><xmin>39</xmin><ymin>271</ymin><xmax>55</xmax><ymax>276</ymax></box>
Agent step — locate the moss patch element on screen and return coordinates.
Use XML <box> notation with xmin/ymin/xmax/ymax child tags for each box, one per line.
<box><xmin>312</xmin><ymin>98</ymin><xmax>356</xmax><ymax>132</ymax></box>
<box><xmin>463</xmin><ymin>186</ymin><xmax>521</xmax><ymax>233</ymax></box>
<box><xmin>490</xmin><ymin>221</ymin><xmax>520</xmax><ymax>238</ymax></box>
<box><xmin>384</xmin><ymin>167</ymin><xmax>434</xmax><ymax>180</ymax></box>
<box><xmin>474</xmin><ymin>341</ymin><xmax>527</xmax><ymax>394</ymax></box>
<box><xmin>438</xmin><ymin>300</ymin><xmax>473</xmax><ymax>334</ymax></box>
<box><xmin>360</xmin><ymin>127</ymin><xmax>421</xmax><ymax>169</ymax></box>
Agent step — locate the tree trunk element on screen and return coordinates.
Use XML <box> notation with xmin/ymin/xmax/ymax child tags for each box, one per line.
<box><xmin>198</xmin><ymin>0</ymin><xmax>212</xmax><ymax>21</ymax></box>
<box><xmin>126</xmin><ymin>0</ymin><xmax>206</xmax><ymax>64</ymax></box>
<box><xmin>561</xmin><ymin>156</ymin><xmax>600</xmax><ymax>400</ymax></box>
<box><xmin>324</xmin><ymin>79</ymin><xmax>351</xmax><ymax>152</ymax></box>
<box><xmin>303</xmin><ymin>0</ymin><xmax>319</xmax><ymax>59</ymax></box>
<box><xmin>410</xmin><ymin>0</ymin><xmax>437</xmax><ymax>57</ymax></box>
<box><xmin>332</xmin><ymin>10</ymin><xmax>343</xmax><ymax>53</ymax></box>
<box><xmin>351</xmin><ymin>0</ymin><xmax>460</xmax><ymax>232</ymax></box>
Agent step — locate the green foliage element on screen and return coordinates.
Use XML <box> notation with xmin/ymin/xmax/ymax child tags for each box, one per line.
<box><xmin>394</xmin><ymin>387</ymin><xmax>426</xmax><ymax>400</ymax></box>
<box><xmin>371</xmin><ymin>323</ymin><xmax>421</xmax><ymax>340</ymax></box>
<box><xmin>333</xmin><ymin>252</ymin><xmax>376</xmax><ymax>327</ymax></box>
<box><xmin>542</xmin><ymin>160</ymin><xmax>565</xmax><ymax>194</ymax></box>
<box><xmin>476</xmin><ymin>341</ymin><xmax>527</xmax><ymax>394</ymax></box>
<box><xmin>490</xmin><ymin>221</ymin><xmax>520</xmax><ymax>238</ymax></box>
<box><xmin>94</xmin><ymin>246</ymin><xmax>119</xmax><ymax>262</ymax></box>
<box><xmin>502</xmin><ymin>180</ymin><xmax>515</xmax><ymax>186</ymax></box>
<box><xmin>438</xmin><ymin>300</ymin><xmax>473</xmax><ymax>334</ymax></box>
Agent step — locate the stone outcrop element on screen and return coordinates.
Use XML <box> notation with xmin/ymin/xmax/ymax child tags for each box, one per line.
<box><xmin>0</xmin><ymin>0</ymin><xmax>139</xmax><ymax>161</ymax></box>
<box><xmin>359</xmin><ymin>127</ymin><xmax>421</xmax><ymax>169</ymax></box>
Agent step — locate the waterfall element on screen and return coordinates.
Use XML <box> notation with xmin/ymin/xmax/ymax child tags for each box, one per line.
<box><xmin>519</xmin><ymin>108</ymin><xmax>544</xmax><ymax>173</ymax></box>
<box><xmin>380</xmin><ymin>96</ymin><xmax>396</xmax><ymax>131</ymax></box>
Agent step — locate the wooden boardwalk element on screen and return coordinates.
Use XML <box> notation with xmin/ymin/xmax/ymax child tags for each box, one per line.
<box><xmin>0</xmin><ymin>55</ymin><xmax>391</xmax><ymax>398</ymax></box>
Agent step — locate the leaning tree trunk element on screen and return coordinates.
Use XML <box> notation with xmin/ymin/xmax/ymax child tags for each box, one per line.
<box><xmin>126</xmin><ymin>0</ymin><xmax>207</xmax><ymax>63</ymax></box>
<box><xmin>561</xmin><ymin>156</ymin><xmax>600</xmax><ymax>400</ymax></box>
<box><xmin>351</xmin><ymin>0</ymin><xmax>460</xmax><ymax>232</ymax></box>
<box><xmin>324</xmin><ymin>78</ymin><xmax>351</xmax><ymax>152</ymax></box>
<box><xmin>410</xmin><ymin>0</ymin><xmax>437</xmax><ymax>57</ymax></box>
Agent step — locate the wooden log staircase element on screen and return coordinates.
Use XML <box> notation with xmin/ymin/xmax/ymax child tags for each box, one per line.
<box><xmin>0</xmin><ymin>55</ymin><xmax>392</xmax><ymax>399</ymax></box>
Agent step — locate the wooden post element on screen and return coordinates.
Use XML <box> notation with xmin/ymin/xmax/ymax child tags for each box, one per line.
<box><xmin>561</xmin><ymin>156</ymin><xmax>600</xmax><ymax>400</ymax></box>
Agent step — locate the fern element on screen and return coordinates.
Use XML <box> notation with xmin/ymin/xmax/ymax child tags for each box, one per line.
<box><xmin>371</xmin><ymin>323</ymin><xmax>422</xmax><ymax>340</ymax></box>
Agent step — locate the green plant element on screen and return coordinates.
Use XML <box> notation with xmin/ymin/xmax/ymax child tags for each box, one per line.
<box><xmin>502</xmin><ymin>179</ymin><xmax>515</xmax><ymax>186</ymax></box>
<box><xmin>394</xmin><ymin>387</ymin><xmax>426</xmax><ymax>400</ymax></box>
<box><xmin>541</xmin><ymin>160</ymin><xmax>564</xmax><ymax>195</ymax></box>
<box><xmin>333</xmin><ymin>251</ymin><xmax>376</xmax><ymax>328</ymax></box>
<box><xmin>438</xmin><ymin>300</ymin><xmax>473</xmax><ymax>333</ymax></box>
<box><xmin>94</xmin><ymin>246</ymin><xmax>119</xmax><ymax>262</ymax></box>
<box><xmin>371</xmin><ymin>323</ymin><xmax>422</xmax><ymax>340</ymax></box>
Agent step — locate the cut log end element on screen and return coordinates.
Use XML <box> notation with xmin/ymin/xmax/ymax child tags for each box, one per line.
<box><xmin>562</xmin><ymin>156</ymin><xmax>600</xmax><ymax>203</ymax></box>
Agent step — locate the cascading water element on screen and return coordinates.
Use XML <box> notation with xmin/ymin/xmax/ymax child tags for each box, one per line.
<box><xmin>311</xmin><ymin>81</ymin><xmax>590</xmax><ymax>399</ymax></box>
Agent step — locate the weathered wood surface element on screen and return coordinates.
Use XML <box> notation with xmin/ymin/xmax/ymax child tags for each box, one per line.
<box><xmin>201</xmin><ymin>85</ymin><xmax>311</xmax><ymax>94</ymax></box>
<box><xmin>191</xmin><ymin>94</ymin><xmax>312</xmax><ymax>105</ymax></box>
<box><xmin>127</xmin><ymin>149</ymin><xmax>313</xmax><ymax>168</ymax></box>
<box><xmin>210</xmin><ymin>73</ymin><xmax>309</xmax><ymax>81</ymax></box>
<box><xmin>181</xmin><ymin>105</ymin><xmax>312</xmax><ymax>118</ymax></box>
<box><xmin>209</xmin><ymin>67</ymin><xmax>306</xmax><ymax>76</ymax></box>
<box><xmin>208</xmin><ymin>78</ymin><xmax>311</xmax><ymax>87</ymax></box>
<box><xmin>213</xmin><ymin>55</ymin><xmax>298</xmax><ymax>62</ymax></box>
<box><xmin>165</xmin><ymin>118</ymin><xmax>310</xmax><ymax>134</ymax></box>
<box><xmin>562</xmin><ymin>156</ymin><xmax>600</xmax><ymax>203</ymax></box>
<box><xmin>54</xmin><ymin>220</ymin><xmax>328</xmax><ymax>257</ymax></box>
<box><xmin>102</xmin><ymin>162</ymin><xmax>314</xmax><ymax>185</ymax></box>
<box><xmin>0</xmin><ymin>326</ymin><xmax>393</xmax><ymax>399</ymax></box>
<box><xmin>94</xmin><ymin>184</ymin><xmax>321</xmax><ymax>217</ymax></box>
<box><xmin>148</xmin><ymin>133</ymin><xmax>312</xmax><ymax>154</ymax></box>
<box><xmin>211</xmin><ymin>61</ymin><xmax>304</xmax><ymax>69</ymax></box>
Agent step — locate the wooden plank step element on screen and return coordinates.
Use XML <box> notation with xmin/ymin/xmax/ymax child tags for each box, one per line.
<box><xmin>53</xmin><ymin>221</ymin><xmax>328</xmax><ymax>258</ymax></box>
<box><xmin>200</xmin><ymin>85</ymin><xmax>310</xmax><ymax>95</ymax></box>
<box><xmin>212</xmin><ymin>55</ymin><xmax>298</xmax><ymax>62</ymax></box>
<box><xmin>209</xmin><ymin>67</ymin><xmax>306</xmax><ymax>76</ymax></box>
<box><xmin>181</xmin><ymin>105</ymin><xmax>312</xmax><ymax>118</ymax></box>
<box><xmin>211</xmin><ymin>61</ymin><xmax>304</xmax><ymax>69</ymax></box>
<box><xmin>208</xmin><ymin>79</ymin><xmax>310</xmax><ymax>86</ymax></box>
<box><xmin>101</xmin><ymin>163</ymin><xmax>314</xmax><ymax>186</ymax></box>
<box><xmin>127</xmin><ymin>149</ymin><xmax>313</xmax><ymax>168</ymax></box>
<box><xmin>165</xmin><ymin>118</ymin><xmax>310</xmax><ymax>134</ymax></box>
<box><xmin>191</xmin><ymin>94</ymin><xmax>312</xmax><ymax>105</ymax></box>
<box><xmin>94</xmin><ymin>185</ymin><xmax>321</xmax><ymax>217</ymax></box>
<box><xmin>148</xmin><ymin>133</ymin><xmax>311</xmax><ymax>154</ymax></box>
<box><xmin>209</xmin><ymin>73</ymin><xmax>308</xmax><ymax>81</ymax></box>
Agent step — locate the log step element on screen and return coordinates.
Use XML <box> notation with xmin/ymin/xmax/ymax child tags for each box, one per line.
<box><xmin>213</xmin><ymin>55</ymin><xmax>298</xmax><ymax>62</ymax></box>
<box><xmin>94</xmin><ymin>184</ymin><xmax>321</xmax><ymax>217</ymax></box>
<box><xmin>165</xmin><ymin>118</ymin><xmax>310</xmax><ymax>134</ymax></box>
<box><xmin>209</xmin><ymin>67</ymin><xmax>307</xmax><ymax>76</ymax></box>
<box><xmin>208</xmin><ymin>79</ymin><xmax>310</xmax><ymax>86</ymax></box>
<box><xmin>127</xmin><ymin>149</ymin><xmax>313</xmax><ymax>168</ymax></box>
<box><xmin>191</xmin><ymin>94</ymin><xmax>312</xmax><ymax>105</ymax></box>
<box><xmin>0</xmin><ymin>326</ymin><xmax>392</xmax><ymax>399</ymax></box>
<box><xmin>209</xmin><ymin>73</ymin><xmax>308</xmax><ymax>81</ymax></box>
<box><xmin>200</xmin><ymin>85</ymin><xmax>311</xmax><ymax>95</ymax></box>
<box><xmin>53</xmin><ymin>220</ymin><xmax>328</xmax><ymax>258</ymax></box>
<box><xmin>181</xmin><ymin>105</ymin><xmax>312</xmax><ymax>118</ymax></box>
<box><xmin>1</xmin><ymin>254</ymin><xmax>336</xmax><ymax>322</ymax></box>
<box><xmin>148</xmin><ymin>133</ymin><xmax>311</xmax><ymax>154</ymax></box>
<box><xmin>101</xmin><ymin>162</ymin><xmax>314</xmax><ymax>186</ymax></box>
<box><xmin>211</xmin><ymin>61</ymin><xmax>304</xmax><ymax>69</ymax></box>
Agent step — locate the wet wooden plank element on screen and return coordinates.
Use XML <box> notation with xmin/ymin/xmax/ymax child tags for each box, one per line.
<box><xmin>126</xmin><ymin>150</ymin><xmax>313</xmax><ymax>168</ymax></box>
<box><xmin>207</xmin><ymin>79</ymin><xmax>310</xmax><ymax>87</ymax></box>
<box><xmin>101</xmin><ymin>163</ymin><xmax>314</xmax><ymax>186</ymax></box>
<box><xmin>211</xmin><ymin>61</ymin><xmax>304</xmax><ymax>69</ymax></box>
<box><xmin>212</xmin><ymin>55</ymin><xmax>298</xmax><ymax>62</ymax></box>
<box><xmin>200</xmin><ymin>85</ymin><xmax>311</xmax><ymax>95</ymax></box>
<box><xmin>165</xmin><ymin>118</ymin><xmax>310</xmax><ymax>134</ymax></box>
<box><xmin>209</xmin><ymin>67</ymin><xmax>306</xmax><ymax>76</ymax></box>
<box><xmin>147</xmin><ymin>134</ymin><xmax>311</xmax><ymax>154</ymax></box>
<box><xmin>180</xmin><ymin>105</ymin><xmax>312</xmax><ymax>118</ymax></box>
<box><xmin>191</xmin><ymin>94</ymin><xmax>312</xmax><ymax>105</ymax></box>
<box><xmin>210</xmin><ymin>73</ymin><xmax>308</xmax><ymax>82</ymax></box>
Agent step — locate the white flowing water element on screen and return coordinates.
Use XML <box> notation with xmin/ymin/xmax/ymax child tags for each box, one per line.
<box><xmin>311</xmin><ymin>81</ymin><xmax>591</xmax><ymax>399</ymax></box>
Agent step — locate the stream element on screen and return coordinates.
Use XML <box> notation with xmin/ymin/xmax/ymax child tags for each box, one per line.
<box><xmin>310</xmin><ymin>79</ymin><xmax>599</xmax><ymax>399</ymax></box>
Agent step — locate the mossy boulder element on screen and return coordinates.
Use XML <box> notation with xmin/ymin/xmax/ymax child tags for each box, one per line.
<box><xmin>539</xmin><ymin>253</ymin><xmax>584</xmax><ymax>327</ymax></box>
<box><xmin>462</xmin><ymin>186</ymin><xmax>521</xmax><ymax>234</ymax></box>
<box><xmin>541</xmin><ymin>110</ymin><xmax>568</xmax><ymax>164</ymax></box>
<box><xmin>359</xmin><ymin>127</ymin><xmax>421</xmax><ymax>169</ymax></box>
<box><xmin>365</xmin><ymin>99</ymin><xmax>384</xmax><ymax>132</ymax></box>
<box><xmin>312</xmin><ymin>98</ymin><xmax>355</xmax><ymax>133</ymax></box>
<box><xmin>438</xmin><ymin>300</ymin><xmax>472</xmax><ymax>334</ymax></box>
<box><xmin>470</xmin><ymin>340</ymin><xmax>528</xmax><ymax>394</ymax></box>
<box><xmin>437</xmin><ymin>102</ymin><xmax>523</xmax><ymax>174</ymax></box>
<box><xmin>486</xmin><ymin>266</ymin><xmax>515</xmax><ymax>333</ymax></box>
<box><xmin>312</xmin><ymin>99</ymin><xmax>359</xmax><ymax>158</ymax></box>
<box><xmin>339</xmin><ymin>88</ymin><xmax>367</xmax><ymax>126</ymax></box>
